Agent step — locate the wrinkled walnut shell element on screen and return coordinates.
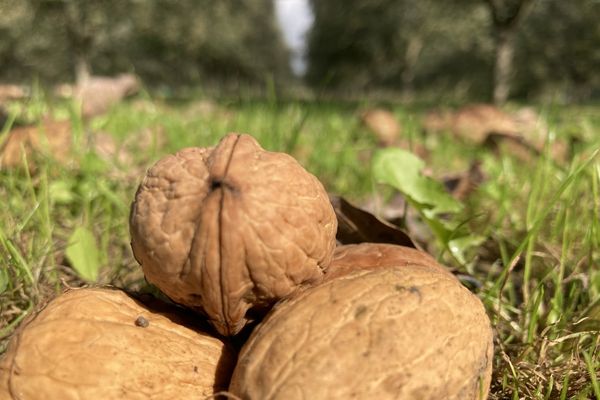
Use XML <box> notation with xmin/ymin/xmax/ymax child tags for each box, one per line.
<box><xmin>230</xmin><ymin>245</ymin><xmax>493</xmax><ymax>399</ymax></box>
<box><xmin>325</xmin><ymin>242</ymin><xmax>454</xmax><ymax>281</ymax></box>
<box><xmin>130</xmin><ymin>133</ymin><xmax>337</xmax><ymax>335</ymax></box>
<box><xmin>0</xmin><ymin>288</ymin><xmax>235</xmax><ymax>399</ymax></box>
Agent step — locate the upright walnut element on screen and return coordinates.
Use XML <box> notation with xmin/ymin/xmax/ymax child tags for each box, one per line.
<box><xmin>129</xmin><ymin>133</ymin><xmax>337</xmax><ymax>335</ymax></box>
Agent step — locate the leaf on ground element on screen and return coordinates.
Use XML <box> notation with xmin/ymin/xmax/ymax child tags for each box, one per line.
<box><xmin>483</xmin><ymin>132</ymin><xmax>541</xmax><ymax>162</ymax></box>
<box><xmin>372</xmin><ymin>148</ymin><xmax>462</xmax><ymax>215</ymax></box>
<box><xmin>65</xmin><ymin>227</ymin><xmax>100</xmax><ymax>282</ymax></box>
<box><xmin>359</xmin><ymin>108</ymin><xmax>401</xmax><ymax>147</ymax></box>
<box><xmin>0</xmin><ymin>119</ymin><xmax>72</xmax><ymax>170</ymax></box>
<box><xmin>372</xmin><ymin>148</ymin><xmax>486</xmax><ymax>264</ymax></box>
<box><xmin>329</xmin><ymin>194</ymin><xmax>417</xmax><ymax>249</ymax></box>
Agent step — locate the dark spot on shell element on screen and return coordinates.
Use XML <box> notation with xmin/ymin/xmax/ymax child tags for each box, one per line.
<box><xmin>210</xmin><ymin>179</ymin><xmax>222</xmax><ymax>190</ymax></box>
<box><xmin>395</xmin><ymin>285</ymin><xmax>422</xmax><ymax>302</ymax></box>
<box><xmin>209</xmin><ymin>178</ymin><xmax>237</xmax><ymax>193</ymax></box>
<box><xmin>135</xmin><ymin>316</ymin><xmax>149</xmax><ymax>328</ymax></box>
<box><xmin>409</xmin><ymin>286</ymin><xmax>420</xmax><ymax>295</ymax></box>
<box><xmin>395</xmin><ymin>284</ymin><xmax>406</xmax><ymax>292</ymax></box>
<box><xmin>354</xmin><ymin>304</ymin><xmax>368</xmax><ymax>319</ymax></box>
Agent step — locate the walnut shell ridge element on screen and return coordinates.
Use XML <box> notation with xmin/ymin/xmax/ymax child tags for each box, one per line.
<box><xmin>325</xmin><ymin>242</ymin><xmax>455</xmax><ymax>281</ymax></box>
<box><xmin>129</xmin><ymin>133</ymin><xmax>337</xmax><ymax>335</ymax></box>
<box><xmin>0</xmin><ymin>288</ymin><xmax>235</xmax><ymax>399</ymax></box>
<box><xmin>230</xmin><ymin>244</ymin><xmax>494</xmax><ymax>399</ymax></box>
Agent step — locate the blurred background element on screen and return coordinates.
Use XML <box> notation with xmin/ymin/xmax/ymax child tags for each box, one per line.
<box><xmin>0</xmin><ymin>0</ymin><xmax>599</xmax><ymax>104</ymax></box>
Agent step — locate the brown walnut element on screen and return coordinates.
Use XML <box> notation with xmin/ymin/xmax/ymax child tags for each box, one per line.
<box><xmin>230</xmin><ymin>243</ymin><xmax>493</xmax><ymax>399</ymax></box>
<box><xmin>324</xmin><ymin>242</ymin><xmax>454</xmax><ymax>281</ymax></box>
<box><xmin>129</xmin><ymin>133</ymin><xmax>337</xmax><ymax>335</ymax></box>
<box><xmin>0</xmin><ymin>288</ymin><xmax>235</xmax><ymax>399</ymax></box>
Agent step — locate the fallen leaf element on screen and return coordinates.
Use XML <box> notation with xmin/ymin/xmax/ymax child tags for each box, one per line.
<box><xmin>483</xmin><ymin>131</ymin><xmax>541</xmax><ymax>162</ymax></box>
<box><xmin>423</xmin><ymin>104</ymin><xmax>568</xmax><ymax>163</ymax></box>
<box><xmin>75</xmin><ymin>74</ymin><xmax>140</xmax><ymax>118</ymax></box>
<box><xmin>450</xmin><ymin>103</ymin><xmax>517</xmax><ymax>143</ymax></box>
<box><xmin>360</xmin><ymin>108</ymin><xmax>401</xmax><ymax>147</ymax></box>
<box><xmin>0</xmin><ymin>118</ymin><xmax>72</xmax><ymax>169</ymax></box>
<box><xmin>329</xmin><ymin>194</ymin><xmax>417</xmax><ymax>249</ymax></box>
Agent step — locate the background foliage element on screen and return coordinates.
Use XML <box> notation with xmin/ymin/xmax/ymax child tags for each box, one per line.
<box><xmin>0</xmin><ymin>0</ymin><xmax>291</xmax><ymax>88</ymax></box>
<box><xmin>0</xmin><ymin>0</ymin><xmax>598</xmax><ymax>102</ymax></box>
<box><xmin>306</xmin><ymin>0</ymin><xmax>600</xmax><ymax>102</ymax></box>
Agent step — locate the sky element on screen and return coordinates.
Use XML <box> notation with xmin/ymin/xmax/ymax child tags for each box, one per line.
<box><xmin>274</xmin><ymin>0</ymin><xmax>314</xmax><ymax>76</ymax></box>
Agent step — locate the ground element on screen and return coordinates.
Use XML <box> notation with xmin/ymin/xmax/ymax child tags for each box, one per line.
<box><xmin>0</xmin><ymin>93</ymin><xmax>599</xmax><ymax>399</ymax></box>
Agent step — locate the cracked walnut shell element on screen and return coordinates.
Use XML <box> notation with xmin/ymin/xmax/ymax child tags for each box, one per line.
<box><xmin>129</xmin><ymin>133</ymin><xmax>337</xmax><ymax>335</ymax></box>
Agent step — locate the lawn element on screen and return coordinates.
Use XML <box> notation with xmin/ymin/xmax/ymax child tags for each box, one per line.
<box><xmin>1</xmin><ymin>92</ymin><xmax>599</xmax><ymax>398</ymax></box>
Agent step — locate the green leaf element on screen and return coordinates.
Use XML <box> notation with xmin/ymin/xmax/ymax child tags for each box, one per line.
<box><xmin>372</xmin><ymin>148</ymin><xmax>481</xmax><ymax>264</ymax></box>
<box><xmin>65</xmin><ymin>227</ymin><xmax>101</xmax><ymax>282</ymax></box>
<box><xmin>373</xmin><ymin>148</ymin><xmax>462</xmax><ymax>215</ymax></box>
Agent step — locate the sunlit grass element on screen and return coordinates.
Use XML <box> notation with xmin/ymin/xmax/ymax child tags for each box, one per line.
<box><xmin>0</xmin><ymin>92</ymin><xmax>599</xmax><ymax>397</ymax></box>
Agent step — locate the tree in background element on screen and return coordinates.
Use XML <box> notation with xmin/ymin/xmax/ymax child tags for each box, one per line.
<box><xmin>0</xmin><ymin>0</ymin><xmax>131</xmax><ymax>84</ymax></box>
<box><xmin>515</xmin><ymin>0</ymin><xmax>600</xmax><ymax>102</ymax></box>
<box><xmin>484</xmin><ymin>0</ymin><xmax>535</xmax><ymax>104</ymax></box>
<box><xmin>1</xmin><ymin>0</ymin><xmax>599</xmax><ymax>102</ymax></box>
<box><xmin>306</xmin><ymin>0</ymin><xmax>490</xmax><ymax>99</ymax></box>
<box><xmin>129</xmin><ymin>0</ymin><xmax>290</xmax><ymax>87</ymax></box>
<box><xmin>306</xmin><ymin>0</ymin><xmax>599</xmax><ymax>103</ymax></box>
<box><xmin>0</xmin><ymin>0</ymin><xmax>290</xmax><ymax>88</ymax></box>
<box><xmin>306</xmin><ymin>0</ymin><xmax>401</xmax><ymax>90</ymax></box>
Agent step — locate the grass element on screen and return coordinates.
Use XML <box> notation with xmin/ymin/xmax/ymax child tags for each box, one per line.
<box><xmin>1</xmin><ymin>91</ymin><xmax>599</xmax><ymax>398</ymax></box>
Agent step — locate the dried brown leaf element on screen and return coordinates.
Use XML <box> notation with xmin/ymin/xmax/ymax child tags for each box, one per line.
<box><xmin>329</xmin><ymin>194</ymin><xmax>417</xmax><ymax>249</ymax></box>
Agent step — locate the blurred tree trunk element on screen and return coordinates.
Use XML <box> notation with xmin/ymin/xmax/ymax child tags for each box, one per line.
<box><xmin>75</xmin><ymin>55</ymin><xmax>91</xmax><ymax>85</ymax></box>
<box><xmin>401</xmin><ymin>36</ymin><xmax>423</xmax><ymax>102</ymax></box>
<box><xmin>492</xmin><ymin>28</ymin><xmax>514</xmax><ymax>105</ymax></box>
<box><xmin>64</xmin><ymin>1</ymin><xmax>93</xmax><ymax>85</ymax></box>
<box><xmin>486</xmin><ymin>0</ymin><xmax>535</xmax><ymax>104</ymax></box>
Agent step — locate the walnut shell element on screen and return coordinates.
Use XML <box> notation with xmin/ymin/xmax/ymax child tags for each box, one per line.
<box><xmin>0</xmin><ymin>288</ymin><xmax>235</xmax><ymax>399</ymax></box>
<box><xmin>129</xmin><ymin>133</ymin><xmax>337</xmax><ymax>335</ymax></box>
<box><xmin>230</xmin><ymin>245</ymin><xmax>493</xmax><ymax>399</ymax></box>
<box><xmin>325</xmin><ymin>242</ymin><xmax>454</xmax><ymax>281</ymax></box>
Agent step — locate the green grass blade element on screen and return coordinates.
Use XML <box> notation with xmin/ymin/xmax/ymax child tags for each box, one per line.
<box><xmin>492</xmin><ymin>148</ymin><xmax>600</xmax><ymax>297</ymax></box>
<box><xmin>583</xmin><ymin>350</ymin><xmax>600</xmax><ymax>399</ymax></box>
<box><xmin>0</xmin><ymin>229</ymin><xmax>34</xmax><ymax>285</ymax></box>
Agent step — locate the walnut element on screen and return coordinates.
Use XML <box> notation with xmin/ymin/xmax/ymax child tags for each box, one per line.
<box><xmin>0</xmin><ymin>288</ymin><xmax>235</xmax><ymax>399</ymax></box>
<box><xmin>130</xmin><ymin>133</ymin><xmax>337</xmax><ymax>335</ymax></box>
<box><xmin>230</xmin><ymin>243</ymin><xmax>493</xmax><ymax>399</ymax></box>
